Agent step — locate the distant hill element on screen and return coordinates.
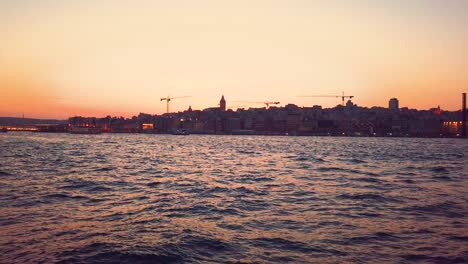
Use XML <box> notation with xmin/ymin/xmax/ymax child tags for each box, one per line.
<box><xmin>0</xmin><ymin>117</ymin><xmax>67</xmax><ymax>126</ymax></box>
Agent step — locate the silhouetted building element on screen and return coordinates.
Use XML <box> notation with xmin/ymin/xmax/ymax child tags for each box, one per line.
<box><xmin>463</xmin><ymin>93</ymin><xmax>466</xmax><ymax>138</ymax></box>
<box><xmin>220</xmin><ymin>95</ymin><xmax>226</xmax><ymax>112</ymax></box>
<box><xmin>35</xmin><ymin>124</ymin><xmax>68</xmax><ymax>132</ymax></box>
<box><xmin>60</xmin><ymin>95</ymin><xmax>465</xmax><ymax>137</ymax></box>
<box><xmin>389</xmin><ymin>98</ymin><xmax>399</xmax><ymax>110</ymax></box>
<box><xmin>429</xmin><ymin>106</ymin><xmax>442</xmax><ymax>115</ymax></box>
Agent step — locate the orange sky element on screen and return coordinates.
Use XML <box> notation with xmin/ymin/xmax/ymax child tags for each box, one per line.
<box><xmin>1</xmin><ymin>0</ymin><xmax>467</xmax><ymax>119</ymax></box>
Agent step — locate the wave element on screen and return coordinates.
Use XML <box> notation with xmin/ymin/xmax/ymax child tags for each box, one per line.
<box><xmin>401</xmin><ymin>202</ymin><xmax>464</xmax><ymax>218</ymax></box>
<box><xmin>44</xmin><ymin>193</ymin><xmax>90</xmax><ymax>200</ymax></box>
<box><xmin>58</xmin><ymin>248</ymin><xmax>184</xmax><ymax>264</ymax></box>
<box><xmin>344</xmin><ymin>232</ymin><xmax>401</xmax><ymax>245</ymax></box>
<box><xmin>251</xmin><ymin>237</ymin><xmax>346</xmax><ymax>256</ymax></box>
<box><xmin>1</xmin><ymin>135</ymin><xmax>466</xmax><ymax>263</ymax></box>
<box><xmin>401</xmin><ymin>254</ymin><xmax>467</xmax><ymax>263</ymax></box>
<box><xmin>430</xmin><ymin>166</ymin><xmax>449</xmax><ymax>173</ymax></box>
<box><xmin>0</xmin><ymin>170</ymin><xmax>12</xmax><ymax>176</ymax></box>
<box><xmin>316</xmin><ymin>167</ymin><xmax>378</xmax><ymax>176</ymax></box>
<box><xmin>337</xmin><ymin>193</ymin><xmax>399</xmax><ymax>203</ymax></box>
<box><xmin>146</xmin><ymin>181</ymin><xmax>162</xmax><ymax>187</ymax></box>
<box><xmin>93</xmin><ymin>167</ymin><xmax>114</xmax><ymax>172</ymax></box>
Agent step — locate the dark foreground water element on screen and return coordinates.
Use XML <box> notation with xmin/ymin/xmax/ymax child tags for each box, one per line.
<box><xmin>0</xmin><ymin>133</ymin><xmax>467</xmax><ymax>263</ymax></box>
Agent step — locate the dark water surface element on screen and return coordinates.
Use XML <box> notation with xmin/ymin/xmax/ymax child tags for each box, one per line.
<box><xmin>1</xmin><ymin>133</ymin><xmax>467</xmax><ymax>263</ymax></box>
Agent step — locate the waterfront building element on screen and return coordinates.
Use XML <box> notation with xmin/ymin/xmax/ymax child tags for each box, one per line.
<box><xmin>389</xmin><ymin>98</ymin><xmax>399</xmax><ymax>110</ymax></box>
<box><xmin>58</xmin><ymin>96</ymin><xmax>463</xmax><ymax>137</ymax></box>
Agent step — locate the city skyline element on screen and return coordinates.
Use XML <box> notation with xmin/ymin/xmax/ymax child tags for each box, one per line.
<box><xmin>1</xmin><ymin>0</ymin><xmax>468</xmax><ymax>118</ymax></box>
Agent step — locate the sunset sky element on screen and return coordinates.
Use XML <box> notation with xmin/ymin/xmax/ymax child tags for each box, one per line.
<box><xmin>1</xmin><ymin>0</ymin><xmax>467</xmax><ymax>119</ymax></box>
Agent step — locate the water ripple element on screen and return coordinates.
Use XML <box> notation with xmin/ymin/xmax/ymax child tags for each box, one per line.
<box><xmin>0</xmin><ymin>133</ymin><xmax>467</xmax><ymax>263</ymax></box>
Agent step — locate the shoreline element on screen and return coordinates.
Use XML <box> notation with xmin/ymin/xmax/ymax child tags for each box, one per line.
<box><xmin>2</xmin><ymin>130</ymin><xmax>465</xmax><ymax>139</ymax></box>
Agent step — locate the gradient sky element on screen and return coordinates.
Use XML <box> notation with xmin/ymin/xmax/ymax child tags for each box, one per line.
<box><xmin>1</xmin><ymin>0</ymin><xmax>467</xmax><ymax>118</ymax></box>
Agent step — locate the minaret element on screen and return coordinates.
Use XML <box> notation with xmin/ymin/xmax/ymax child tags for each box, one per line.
<box><xmin>220</xmin><ymin>95</ymin><xmax>226</xmax><ymax>112</ymax></box>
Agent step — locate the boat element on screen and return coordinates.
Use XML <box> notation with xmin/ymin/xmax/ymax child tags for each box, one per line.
<box><xmin>1</xmin><ymin>128</ymin><xmax>7</xmax><ymax>133</ymax></box>
<box><xmin>172</xmin><ymin>129</ymin><xmax>189</xmax><ymax>135</ymax></box>
<box><xmin>69</xmin><ymin>125</ymin><xmax>102</xmax><ymax>134</ymax></box>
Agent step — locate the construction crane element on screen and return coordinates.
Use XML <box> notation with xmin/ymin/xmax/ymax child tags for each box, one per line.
<box><xmin>160</xmin><ymin>96</ymin><xmax>191</xmax><ymax>113</ymax></box>
<box><xmin>233</xmin><ymin>101</ymin><xmax>280</xmax><ymax>109</ymax></box>
<box><xmin>299</xmin><ymin>92</ymin><xmax>354</xmax><ymax>106</ymax></box>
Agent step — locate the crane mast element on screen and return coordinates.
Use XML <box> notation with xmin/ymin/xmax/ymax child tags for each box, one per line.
<box><xmin>160</xmin><ymin>96</ymin><xmax>190</xmax><ymax>114</ymax></box>
<box><xmin>299</xmin><ymin>92</ymin><xmax>354</xmax><ymax>106</ymax></box>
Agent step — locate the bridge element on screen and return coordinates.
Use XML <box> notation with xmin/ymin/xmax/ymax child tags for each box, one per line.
<box><xmin>0</xmin><ymin>125</ymin><xmax>39</xmax><ymax>132</ymax></box>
